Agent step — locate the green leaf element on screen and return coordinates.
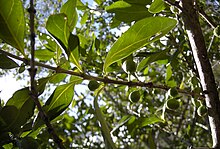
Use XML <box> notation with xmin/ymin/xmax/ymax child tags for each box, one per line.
<box><xmin>166</xmin><ymin>63</ymin><xmax>176</xmax><ymax>87</ymax></box>
<box><xmin>46</xmin><ymin>13</ymin><xmax>70</xmax><ymax>48</ymax></box>
<box><xmin>94</xmin><ymin>87</ymin><xmax>116</xmax><ymax>149</ymax></box>
<box><xmin>148</xmin><ymin>0</ymin><xmax>166</xmax><ymax>14</ymax></box>
<box><xmin>69</xmin><ymin>75</ymin><xmax>83</xmax><ymax>84</ymax></box>
<box><xmin>110</xmin><ymin>17</ymin><xmax>121</xmax><ymax>28</ymax></box>
<box><xmin>0</xmin><ymin>0</ymin><xmax>25</xmax><ymax>55</ymax></box>
<box><xmin>104</xmin><ymin>17</ymin><xmax>177</xmax><ymax>73</ymax></box>
<box><xmin>137</xmin><ymin>49</ymin><xmax>170</xmax><ymax>71</ymax></box>
<box><xmin>36</xmin><ymin>77</ymin><xmax>51</xmax><ymax>95</ymax></box>
<box><xmin>94</xmin><ymin>0</ymin><xmax>102</xmax><ymax>5</ymax></box>
<box><xmin>76</xmin><ymin>0</ymin><xmax>88</xmax><ymax>10</ymax></box>
<box><xmin>20</xmin><ymin>137</ymin><xmax>39</xmax><ymax>149</ymax></box>
<box><xmin>38</xmin><ymin>32</ymin><xmax>58</xmax><ymax>52</ymax></box>
<box><xmin>105</xmin><ymin>1</ymin><xmax>152</xmax><ymax>23</ymax></box>
<box><xmin>34</xmin><ymin>82</ymin><xmax>75</xmax><ymax>129</ymax></box>
<box><xmin>0</xmin><ymin>88</ymin><xmax>35</xmax><ymax>134</ymax></box>
<box><xmin>0</xmin><ymin>54</ymin><xmax>19</xmax><ymax>69</ymax></box>
<box><xmin>49</xmin><ymin>73</ymin><xmax>67</xmax><ymax>84</ymax></box>
<box><xmin>124</xmin><ymin>0</ymin><xmax>151</xmax><ymax>5</ymax></box>
<box><xmin>139</xmin><ymin>116</ymin><xmax>163</xmax><ymax>127</ymax></box>
<box><xmin>35</xmin><ymin>49</ymin><xmax>55</xmax><ymax>61</ymax></box>
<box><xmin>80</xmin><ymin>11</ymin><xmax>89</xmax><ymax>25</ymax></box>
<box><xmin>61</xmin><ymin>0</ymin><xmax>78</xmax><ymax>32</ymax></box>
<box><xmin>67</xmin><ymin>34</ymin><xmax>83</xmax><ymax>72</ymax></box>
<box><xmin>38</xmin><ymin>32</ymin><xmax>63</xmax><ymax>64</ymax></box>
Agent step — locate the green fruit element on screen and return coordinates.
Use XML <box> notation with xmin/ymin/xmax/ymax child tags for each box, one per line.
<box><xmin>129</xmin><ymin>90</ymin><xmax>140</xmax><ymax>103</ymax></box>
<box><xmin>197</xmin><ymin>105</ymin><xmax>207</xmax><ymax>117</ymax></box>
<box><xmin>168</xmin><ymin>87</ymin><xmax>178</xmax><ymax>97</ymax></box>
<box><xmin>190</xmin><ymin>76</ymin><xmax>199</xmax><ymax>86</ymax></box>
<box><xmin>88</xmin><ymin>80</ymin><xmax>100</xmax><ymax>91</ymax></box>
<box><xmin>166</xmin><ymin>99</ymin><xmax>180</xmax><ymax>110</ymax></box>
<box><xmin>124</xmin><ymin>59</ymin><xmax>136</xmax><ymax>73</ymax></box>
<box><xmin>191</xmin><ymin>98</ymin><xmax>200</xmax><ymax>107</ymax></box>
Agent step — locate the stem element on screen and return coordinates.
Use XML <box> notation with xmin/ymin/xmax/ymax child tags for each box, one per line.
<box><xmin>181</xmin><ymin>0</ymin><xmax>220</xmax><ymax>148</ymax></box>
<box><xmin>0</xmin><ymin>49</ymin><xmax>204</xmax><ymax>99</ymax></box>
<box><xmin>28</xmin><ymin>0</ymin><xmax>65</xmax><ymax>148</ymax></box>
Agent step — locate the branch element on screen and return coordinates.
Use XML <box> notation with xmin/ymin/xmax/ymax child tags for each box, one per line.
<box><xmin>181</xmin><ymin>0</ymin><xmax>220</xmax><ymax>148</ymax></box>
<box><xmin>197</xmin><ymin>6</ymin><xmax>217</xmax><ymax>29</ymax></box>
<box><xmin>28</xmin><ymin>0</ymin><xmax>65</xmax><ymax>148</ymax></box>
<box><xmin>0</xmin><ymin>49</ymin><xmax>204</xmax><ymax>99</ymax></box>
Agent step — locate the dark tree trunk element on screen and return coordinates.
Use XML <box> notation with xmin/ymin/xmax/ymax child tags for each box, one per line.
<box><xmin>181</xmin><ymin>0</ymin><xmax>220</xmax><ymax>148</ymax></box>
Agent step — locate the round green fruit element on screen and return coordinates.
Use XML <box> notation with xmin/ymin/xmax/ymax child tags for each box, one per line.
<box><xmin>88</xmin><ymin>80</ymin><xmax>100</xmax><ymax>91</ymax></box>
<box><xmin>197</xmin><ymin>105</ymin><xmax>207</xmax><ymax>117</ymax></box>
<box><xmin>166</xmin><ymin>99</ymin><xmax>180</xmax><ymax>110</ymax></box>
<box><xmin>129</xmin><ymin>90</ymin><xmax>140</xmax><ymax>103</ymax></box>
<box><xmin>168</xmin><ymin>87</ymin><xmax>178</xmax><ymax>97</ymax></box>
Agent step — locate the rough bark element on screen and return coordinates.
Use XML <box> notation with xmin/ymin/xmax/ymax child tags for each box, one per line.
<box><xmin>181</xmin><ymin>0</ymin><xmax>220</xmax><ymax>148</ymax></box>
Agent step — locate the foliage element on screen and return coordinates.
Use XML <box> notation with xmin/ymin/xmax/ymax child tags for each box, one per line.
<box><xmin>0</xmin><ymin>0</ymin><xmax>220</xmax><ymax>148</ymax></box>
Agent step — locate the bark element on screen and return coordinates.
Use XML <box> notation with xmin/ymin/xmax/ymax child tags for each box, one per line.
<box><xmin>181</xmin><ymin>0</ymin><xmax>220</xmax><ymax>148</ymax></box>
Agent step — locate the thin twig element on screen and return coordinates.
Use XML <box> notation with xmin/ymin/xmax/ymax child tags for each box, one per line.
<box><xmin>163</xmin><ymin>0</ymin><xmax>183</xmax><ymax>11</ymax></box>
<box><xmin>0</xmin><ymin>49</ymin><xmax>204</xmax><ymax>99</ymax></box>
<box><xmin>197</xmin><ymin>6</ymin><xmax>217</xmax><ymax>29</ymax></box>
<box><xmin>28</xmin><ymin>0</ymin><xmax>65</xmax><ymax>148</ymax></box>
<box><xmin>207</xmin><ymin>34</ymin><xmax>215</xmax><ymax>52</ymax></box>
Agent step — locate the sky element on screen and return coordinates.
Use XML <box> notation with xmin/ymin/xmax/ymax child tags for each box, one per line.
<box><xmin>0</xmin><ymin>73</ymin><xmax>26</xmax><ymax>102</ymax></box>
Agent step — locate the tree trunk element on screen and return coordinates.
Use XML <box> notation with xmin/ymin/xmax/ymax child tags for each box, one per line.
<box><xmin>181</xmin><ymin>0</ymin><xmax>220</xmax><ymax>148</ymax></box>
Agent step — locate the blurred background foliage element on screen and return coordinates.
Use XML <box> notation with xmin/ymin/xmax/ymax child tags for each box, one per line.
<box><xmin>0</xmin><ymin>0</ymin><xmax>220</xmax><ymax>148</ymax></box>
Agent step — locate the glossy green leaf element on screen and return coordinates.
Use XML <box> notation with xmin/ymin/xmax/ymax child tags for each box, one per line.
<box><xmin>148</xmin><ymin>0</ymin><xmax>166</xmax><ymax>14</ymax></box>
<box><xmin>34</xmin><ymin>82</ymin><xmax>75</xmax><ymax>129</ymax></box>
<box><xmin>35</xmin><ymin>49</ymin><xmax>55</xmax><ymax>61</ymax></box>
<box><xmin>104</xmin><ymin>17</ymin><xmax>177</xmax><ymax>73</ymax></box>
<box><xmin>0</xmin><ymin>88</ymin><xmax>35</xmax><ymax>134</ymax></box>
<box><xmin>0</xmin><ymin>106</ymin><xmax>18</xmax><ymax>131</ymax></box>
<box><xmin>0</xmin><ymin>54</ymin><xmax>19</xmax><ymax>69</ymax></box>
<box><xmin>69</xmin><ymin>75</ymin><xmax>83</xmax><ymax>84</ymax></box>
<box><xmin>0</xmin><ymin>0</ymin><xmax>25</xmax><ymax>55</ymax></box>
<box><xmin>67</xmin><ymin>34</ymin><xmax>82</xmax><ymax>72</ymax></box>
<box><xmin>61</xmin><ymin>0</ymin><xmax>78</xmax><ymax>32</ymax></box>
<box><xmin>124</xmin><ymin>0</ymin><xmax>151</xmax><ymax>5</ymax></box>
<box><xmin>49</xmin><ymin>73</ymin><xmax>67</xmax><ymax>84</ymax></box>
<box><xmin>46</xmin><ymin>13</ymin><xmax>70</xmax><ymax>48</ymax></box>
<box><xmin>105</xmin><ymin>1</ymin><xmax>152</xmax><ymax>23</ymax></box>
<box><xmin>137</xmin><ymin>49</ymin><xmax>170</xmax><ymax>71</ymax></box>
<box><xmin>48</xmin><ymin>61</ymin><xmax>70</xmax><ymax>84</ymax></box>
